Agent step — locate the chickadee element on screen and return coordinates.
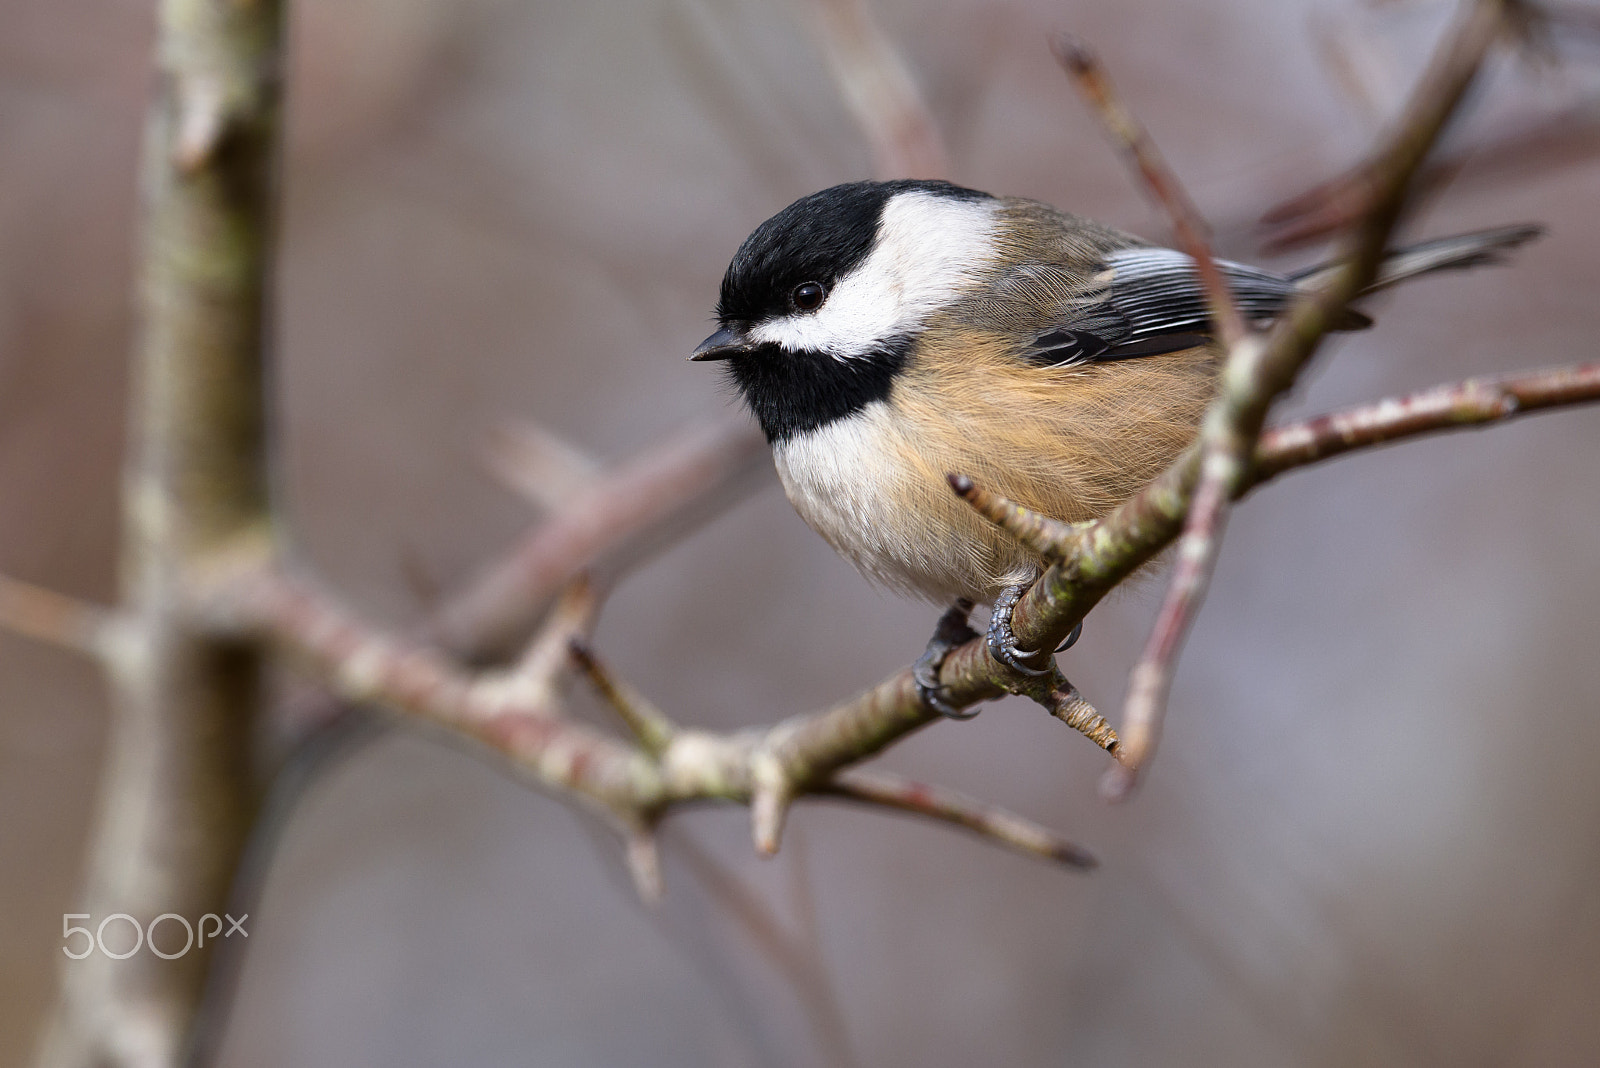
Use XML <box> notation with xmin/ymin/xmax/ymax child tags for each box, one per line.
<box><xmin>692</xmin><ymin>179</ymin><xmax>1539</xmax><ymax>716</ymax></box>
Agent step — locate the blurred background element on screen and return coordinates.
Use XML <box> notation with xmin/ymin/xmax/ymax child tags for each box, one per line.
<box><xmin>4</xmin><ymin>0</ymin><xmax>1600</xmax><ymax>1064</ymax></box>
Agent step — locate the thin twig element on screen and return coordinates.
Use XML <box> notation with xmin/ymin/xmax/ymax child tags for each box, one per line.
<box><xmin>481</xmin><ymin>420</ymin><xmax>604</xmax><ymax>514</ymax></box>
<box><xmin>945</xmin><ymin>473</ymin><xmax>1084</xmax><ymax>559</ymax></box>
<box><xmin>1053</xmin><ymin>34</ymin><xmax>1249</xmax><ymax>350</ymax></box>
<box><xmin>1111</xmin><ymin>0</ymin><xmax>1511</xmax><ymax>799</ymax></box>
<box><xmin>1053</xmin><ymin>31</ymin><xmax>1257</xmax><ymax>787</ymax></box>
<box><xmin>952</xmin><ymin>361</ymin><xmax>1600</xmax><ymax>586</ymax></box>
<box><xmin>669</xmin><ymin>828</ymin><xmax>860</xmax><ymax>1068</ymax></box>
<box><xmin>468</xmin><ymin>575</ymin><xmax>602</xmax><ymax>718</ymax></box>
<box><xmin>430</xmin><ymin>416</ymin><xmax>770</xmax><ymax>663</ymax></box>
<box><xmin>750</xmin><ymin>747</ymin><xmax>794</xmax><ymax>856</ymax></box>
<box><xmin>507</xmin><ymin>575</ymin><xmax>601</xmax><ymax>682</ymax></box>
<box><xmin>806</xmin><ymin>0</ymin><xmax>948</xmax><ymax>179</ymax></box>
<box><xmin>967</xmin><ymin>459</ymin><xmax>1199</xmax><ymax>666</ymax></box>
<box><xmin>624</xmin><ymin>828</ymin><xmax>665</xmax><ymax>906</ymax></box>
<box><xmin>223</xmin><ymin>557</ymin><xmax>1106</xmax><ymax>879</ymax></box>
<box><xmin>1045</xmin><ymin>672</ymin><xmax>1119</xmax><ymax>753</ymax></box>
<box><xmin>569</xmin><ymin>639</ymin><xmax>678</xmax><ymax>756</ymax></box>
<box><xmin>819</xmin><ymin>768</ymin><xmax>1098</xmax><ymax>869</ymax></box>
<box><xmin>965</xmin><ymin>357</ymin><xmax>1600</xmax><ymax>692</ymax></box>
<box><xmin>0</xmin><ymin>574</ymin><xmax>125</xmax><ymax>661</ymax></box>
<box><xmin>1261</xmin><ymin>170</ymin><xmax>1386</xmax><ymax>254</ymax></box>
<box><xmin>1254</xmin><ymin>361</ymin><xmax>1600</xmax><ymax>479</ymax></box>
<box><xmin>223</xmin><ymin>565</ymin><xmax>660</xmax><ymax>821</ymax></box>
<box><xmin>1114</xmin><ymin>435</ymin><xmax>1239</xmax><ymax>796</ymax></box>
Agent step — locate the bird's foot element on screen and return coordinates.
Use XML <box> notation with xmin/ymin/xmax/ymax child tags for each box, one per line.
<box><xmin>985</xmin><ymin>583</ymin><xmax>1080</xmax><ymax>675</ymax></box>
<box><xmin>915</xmin><ymin>599</ymin><xmax>979</xmax><ymax>719</ymax></box>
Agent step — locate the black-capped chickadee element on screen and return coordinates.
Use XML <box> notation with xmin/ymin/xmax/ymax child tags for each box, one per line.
<box><xmin>692</xmin><ymin>179</ymin><xmax>1539</xmax><ymax>716</ymax></box>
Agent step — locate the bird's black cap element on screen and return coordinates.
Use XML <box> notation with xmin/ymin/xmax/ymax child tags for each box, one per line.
<box><xmin>715</xmin><ymin>179</ymin><xmax>993</xmax><ymax>327</ymax></box>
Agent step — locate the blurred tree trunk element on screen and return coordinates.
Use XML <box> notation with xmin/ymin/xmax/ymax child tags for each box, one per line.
<box><xmin>34</xmin><ymin>1</ymin><xmax>284</xmax><ymax>1064</ymax></box>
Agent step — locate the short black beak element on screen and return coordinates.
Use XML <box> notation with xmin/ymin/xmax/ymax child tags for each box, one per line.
<box><xmin>689</xmin><ymin>326</ymin><xmax>747</xmax><ymax>362</ymax></box>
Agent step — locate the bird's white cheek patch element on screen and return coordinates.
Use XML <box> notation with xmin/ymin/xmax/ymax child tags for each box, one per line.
<box><xmin>749</xmin><ymin>191</ymin><xmax>1000</xmax><ymax>359</ymax></box>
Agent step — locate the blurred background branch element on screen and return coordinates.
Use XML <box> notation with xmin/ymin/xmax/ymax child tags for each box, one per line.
<box><xmin>429</xmin><ymin>415</ymin><xmax>769</xmax><ymax>664</ymax></box>
<box><xmin>803</xmin><ymin>0</ymin><xmax>949</xmax><ymax>179</ymax></box>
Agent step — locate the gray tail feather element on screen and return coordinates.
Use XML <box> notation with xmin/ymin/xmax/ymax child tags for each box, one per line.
<box><xmin>1289</xmin><ymin>223</ymin><xmax>1545</xmax><ymax>300</ymax></box>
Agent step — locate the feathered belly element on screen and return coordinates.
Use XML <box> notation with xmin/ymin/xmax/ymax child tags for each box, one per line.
<box><xmin>772</xmin><ymin>402</ymin><xmax>1041</xmax><ymax>602</ymax></box>
<box><xmin>769</xmin><ymin>349</ymin><xmax>1217</xmax><ymax>603</ymax></box>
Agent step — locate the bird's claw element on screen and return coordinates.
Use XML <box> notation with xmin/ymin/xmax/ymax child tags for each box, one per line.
<box><xmin>916</xmin><ymin>599</ymin><xmax>980</xmax><ymax>719</ymax></box>
<box><xmin>986</xmin><ymin>583</ymin><xmax>1055</xmax><ymax>676</ymax></box>
<box><xmin>1057</xmin><ymin>620</ymin><xmax>1084</xmax><ymax>652</ymax></box>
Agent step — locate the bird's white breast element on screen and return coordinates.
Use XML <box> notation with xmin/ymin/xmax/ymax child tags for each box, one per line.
<box><xmin>772</xmin><ymin>401</ymin><xmax>986</xmax><ymax>601</ymax></box>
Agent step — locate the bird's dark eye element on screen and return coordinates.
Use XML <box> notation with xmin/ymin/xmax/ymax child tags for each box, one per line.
<box><xmin>790</xmin><ymin>281</ymin><xmax>826</xmax><ymax>312</ymax></box>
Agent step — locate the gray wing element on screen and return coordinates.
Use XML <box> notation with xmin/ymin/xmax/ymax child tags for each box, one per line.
<box><xmin>1016</xmin><ymin>248</ymin><xmax>1303</xmax><ymax>367</ymax></box>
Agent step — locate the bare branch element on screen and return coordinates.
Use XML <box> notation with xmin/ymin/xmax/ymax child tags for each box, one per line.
<box><xmin>431</xmin><ymin>416</ymin><xmax>770</xmax><ymax>663</ymax></box>
<box><xmin>569</xmin><ymin>639</ymin><xmax>678</xmax><ymax>756</ymax></box>
<box><xmin>1254</xmin><ymin>361</ymin><xmax>1600</xmax><ymax>479</ymax></box>
<box><xmin>204</xmin><ymin>551</ymin><xmax>1096</xmax><ymax>874</ymax></box>
<box><xmin>205</xmin><ymin>347</ymin><xmax>1600</xmax><ymax>875</ymax></box>
<box><xmin>1053</xmin><ymin>34</ymin><xmax>1249</xmax><ymax>350</ymax></box>
<box><xmin>624</xmin><ymin>829</ymin><xmax>665</xmax><ymax>906</ymax></box>
<box><xmin>1115</xmin><ymin>444</ymin><xmax>1235</xmax><ymax>797</ymax></box>
<box><xmin>21</xmin><ymin>6</ymin><xmax>1592</xmax><ymax>1060</ymax></box>
<box><xmin>0</xmin><ymin>574</ymin><xmax>126</xmax><ymax>662</ymax></box>
<box><xmin>482</xmin><ymin>420</ymin><xmax>604</xmax><ymax>514</ymax></box>
<box><xmin>805</xmin><ymin>0</ymin><xmax>948</xmax><ymax>179</ymax></box>
<box><xmin>469</xmin><ymin>575</ymin><xmax>602</xmax><ymax>717</ymax></box>
<box><xmin>820</xmin><ymin>768</ymin><xmax>1098</xmax><ymax>869</ymax></box>
<box><xmin>1112</xmin><ymin>0</ymin><xmax>1512</xmax><ymax>799</ymax></box>
<box><xmin>962</xmin><ymin>357</ymin><xmax>1600</xmax><ymax>707</ymax></box>
<box><xmin>218</xmin><ymin>565</ymin><xmax>660</xmax><ymax>822</ymax></box>
<box><xmin>945</xmin><ymin>473</ymin><xmax>1083</xmax><ymax>559</ymax></box>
